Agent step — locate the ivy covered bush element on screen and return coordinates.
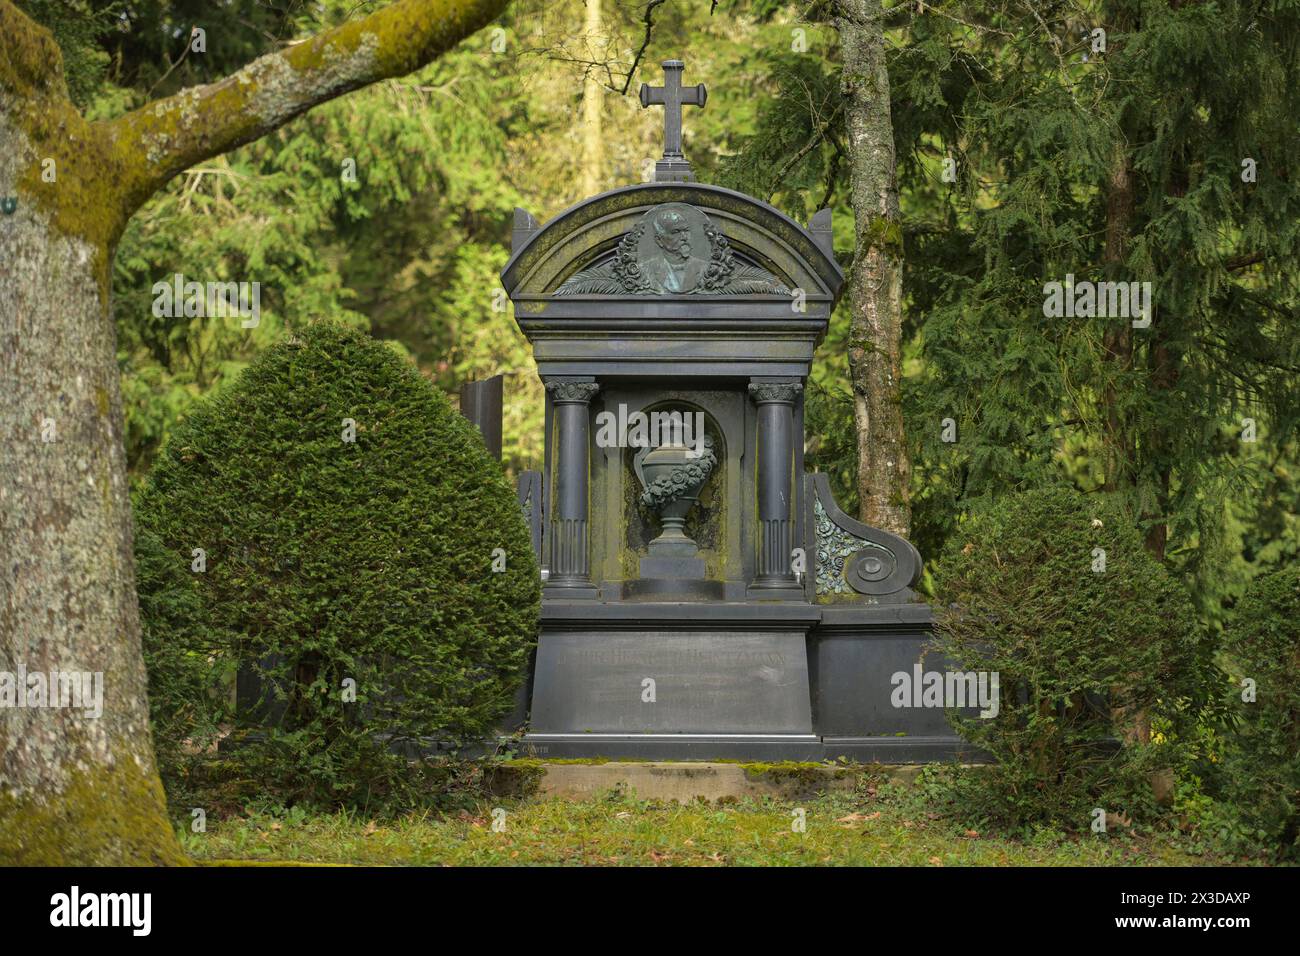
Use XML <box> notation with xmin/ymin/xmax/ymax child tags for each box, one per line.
<box><xmin>931</xmin><ymin>485</ymin><xmax>1203</xmax><ymax>829</ymax></box>
<box><xmin>136</xmin><ymin>323</ymin><xmax>539</xmax><ymax>811</ymax></box>
<box><xmin>1219</xmin><ymin>564</ymin><xmax>1300</xmax><ymax>857</ymax></box>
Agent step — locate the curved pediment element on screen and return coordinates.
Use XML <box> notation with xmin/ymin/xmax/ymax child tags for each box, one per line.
<box><xmin>502</xmin><ymin>183</ymin><xmax>843</xmax><ymax>303</ymax></box>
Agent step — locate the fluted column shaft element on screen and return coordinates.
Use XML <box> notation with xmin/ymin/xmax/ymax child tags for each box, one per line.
<box><xmin>749</xmin><ymin>382</ymin><xmax>801</xmax><ymax>587</ymax></box>
<box><xmin>547</xmin><ymin>380</ymin><xmax>600</xmax><ymax>587</ymax></box>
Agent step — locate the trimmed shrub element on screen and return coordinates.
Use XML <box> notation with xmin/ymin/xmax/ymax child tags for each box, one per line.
<box><xmin>931</xmin><ymin>484</ymin><xmax>1202</xmax><ymax>830</ymax></box>
<box><xmin>1220</xmin><ymin>563</ymin><xmax>1300</xmax><ymax>857</ymax></box>
<box><xmin>135</xmin><ymin>525</ymin><xmax>229</xmax><ymax>807</ymax></box>
<box><xmin>136</xmin><ymin>323</ymin><xmax>539</xmax><ymax>811</ymax></box>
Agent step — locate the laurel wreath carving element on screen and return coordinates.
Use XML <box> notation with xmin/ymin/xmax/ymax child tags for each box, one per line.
<box><xmin>556</xmin><ymin>212</ymin><xmax>790</xmax><ymax>296</ymax></box>
<box><xmin>638</xmin><ymin>436</ymin><xmax>718</xmax><ymax>509</ymax></box>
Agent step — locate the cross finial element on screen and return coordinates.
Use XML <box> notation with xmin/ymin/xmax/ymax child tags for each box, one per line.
<box><xmin>639</xmin><ymin>60</ymin><xmax>707</xmax><ymax>183</ymax></box>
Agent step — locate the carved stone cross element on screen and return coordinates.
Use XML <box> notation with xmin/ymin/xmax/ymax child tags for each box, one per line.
<box><xmin>639</xmin><ymin>59</ymin><xmax>707</xmax><ymax>183</ymax></box>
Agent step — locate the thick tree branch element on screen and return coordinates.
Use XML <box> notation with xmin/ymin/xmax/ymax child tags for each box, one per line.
<box><xmin>103</xmin><ymin>0</ymin><xmax>509</xmax><ymax>219</ymax></box>
<box><xmin>1224</xmin><ymin>250</ymin><xmax>1268</xmax><ymax>271</ymax></box>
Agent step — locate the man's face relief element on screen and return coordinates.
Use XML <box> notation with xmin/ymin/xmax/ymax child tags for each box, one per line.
<box><xmin>655</xmin><ymin>215</ymin><xmax>693</xmax><ymax>261</ymax></box>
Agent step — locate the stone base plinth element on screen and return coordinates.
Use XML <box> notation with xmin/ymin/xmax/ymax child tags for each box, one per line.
<box><xmin>511</xmin><ymin>600</ymin><xmax>984</xmax><ymax>764</ymax></box>
<box><xmin>530</xmin><ymin>628</ymin><xmax>814</xmax><ymax>736</ymax></box>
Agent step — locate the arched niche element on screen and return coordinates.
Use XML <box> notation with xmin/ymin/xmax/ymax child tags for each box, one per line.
<box><xmin>590</xmin><ymin>386</ymin><xmax>747</xmax><ymax>599</ymax></box>
<box><xmin>623</xmin><ymin>400</ymin><xmax>727</xmax><ymax>561</ymax></box>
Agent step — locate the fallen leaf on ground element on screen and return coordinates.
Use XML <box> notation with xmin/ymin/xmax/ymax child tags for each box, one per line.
<box><xmin>836</xmin><ymin>811</ymin><xmax>881</xmax><ymax>824</ymax></box>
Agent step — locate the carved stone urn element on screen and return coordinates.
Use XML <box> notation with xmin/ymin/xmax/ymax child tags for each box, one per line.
<box><xmin>637</xmin><ymin>434</ymin><xmax>716</xmax><ymax>558</ymax></box>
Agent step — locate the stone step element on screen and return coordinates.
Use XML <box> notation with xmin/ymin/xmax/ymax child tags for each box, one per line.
<box><xmin>484</xmin><ymin>760</ymin><xmax>928</xmax><ymax>804</ymax></box>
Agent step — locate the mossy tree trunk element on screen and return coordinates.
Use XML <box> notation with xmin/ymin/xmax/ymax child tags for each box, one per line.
<box><xmin>0</xmin><ymin>0</ymin><xmax>509</xmax><ymax>865</ymax></box>
<box><xmin>836</xmin><ymin>0</ymin><xmax>911</xmax><ymax>538</ymax></box>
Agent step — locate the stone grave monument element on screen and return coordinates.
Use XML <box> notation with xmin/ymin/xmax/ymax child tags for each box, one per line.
<box><xmin>500</xmin><ymin>60</ymin><xmax>976</xmax><ymax>762</ymax></box>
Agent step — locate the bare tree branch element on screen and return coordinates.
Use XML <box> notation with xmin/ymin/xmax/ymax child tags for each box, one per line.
<box><xmin>620</xmin><ymin>0</ymin><xmax>666</xmax><ymax>94</ymax></box>
<box><xmin>145</xmin><ymin>27</ymin><xmax>200</xmax><ymax>98</ymax></box>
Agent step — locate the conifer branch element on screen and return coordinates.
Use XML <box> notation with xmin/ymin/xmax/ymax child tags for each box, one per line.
<box><xmin>767</xmin><ymin>99</ymin><xmax>845</xmax><ymax>201</ymax></box>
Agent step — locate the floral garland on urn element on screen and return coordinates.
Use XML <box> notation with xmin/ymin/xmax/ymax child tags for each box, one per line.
<box><xmin>639</xmin><ymin>435</ymin><xmax>717</xmax><ymax>509</ymax></box>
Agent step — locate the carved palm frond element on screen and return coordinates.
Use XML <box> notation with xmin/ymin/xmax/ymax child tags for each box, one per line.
<box><xmin>721</xmin><ymin>263</ymin><xmax>791</xmax><ymax>295</ymax></box>
<box><xmin>555</xmin><ymin>263</ymin><xmax>624</xmax><ymax>296</ymax></box>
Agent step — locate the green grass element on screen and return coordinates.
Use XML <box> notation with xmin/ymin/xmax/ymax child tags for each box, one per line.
<box><xmin>178</xmin><ymin>785</ymin><xmax>1250</xmax><ymax>867</ymax></box>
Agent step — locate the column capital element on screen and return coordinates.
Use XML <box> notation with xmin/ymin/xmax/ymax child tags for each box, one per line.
<box><xmin>546</xmin><ymin>380</ymin><xmax>602</xmax><ymax>404</ymax></box>
<box><xmin>748</xmin><ymin>381</ymin><xmax>802</xmax><ymax>405</ymax></box>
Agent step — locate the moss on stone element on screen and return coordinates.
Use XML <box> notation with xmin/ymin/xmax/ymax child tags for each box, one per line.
<box><xmin>738</xmin><ymin>761</ymin><xmax>849</xmax><ymax>785</ymax></box>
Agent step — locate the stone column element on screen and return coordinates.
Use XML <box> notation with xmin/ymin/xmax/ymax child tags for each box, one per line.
<box><xmin>749</xmin><ymin>381</ymin><xmax>801</xmax><ymax>592</ymax></box>
<box><xmin>546</xmin><ymin>379</ymin><xmax>601</xmax><ymax>590</ymax></box>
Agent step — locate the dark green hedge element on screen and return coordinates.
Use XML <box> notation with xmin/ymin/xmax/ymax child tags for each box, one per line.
<box><xmin>1221</xmin><ymin>563</ymin><xmax>1300</xmax><ymax>856</ymax></box>
<box><xmin>932</xmin><ymin>484</ymin><xmax>1202</xmax><ymax>828</ymax></box>
<box><xmin>136</xmin><ymin>323</ymin><xmax>539</xmax><ymax>810</ymax></box>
